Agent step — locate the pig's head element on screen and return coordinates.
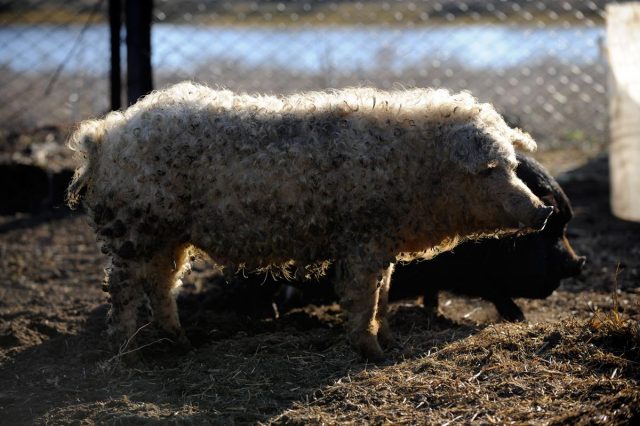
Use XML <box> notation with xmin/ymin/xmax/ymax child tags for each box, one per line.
<box><xmin>443</xmin><ymin>120</ymin><xmax>553</xmax><ymax>236</ymax></box>
<box><xmin>492</xmin><ymin>231</ymin><xmax>585</xmax><ymax>299</ymax></box>
<box><xmin>506</xmin><ymin>154</ymin><xmax>586</xmax><ymax>295</ymax></box>
<box><xmin>463</xmin><ymin>153</ymin><xmax>586</xmax><ymax>299</ymax></box>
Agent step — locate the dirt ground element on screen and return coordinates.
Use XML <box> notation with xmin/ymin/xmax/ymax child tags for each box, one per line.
<box><xmin>1</xmin><ymin>147</ymin><xmax>639</xmax><ymax>424</ymax></box>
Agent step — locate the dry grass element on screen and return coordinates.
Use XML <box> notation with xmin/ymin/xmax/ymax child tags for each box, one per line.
<box><xmin>267</xmin><ymin>266</ymin><xmax>638</xmax><ymax>424</ymax></box>
<box><xmin>35</xmin><ymin>300</ymin><xmax>637</xmax><ymax>425</ymax></box>
<box><xmin>269</xmin><ymin>310</ymin><xmax>639</xmax><ymax>425</ymax></box>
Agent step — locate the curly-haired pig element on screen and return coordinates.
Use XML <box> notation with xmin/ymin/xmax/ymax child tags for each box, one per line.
<box><xmin>67</xmin><ymin>84</ymin><xmax>552</xmax><ymax>360</ymax></box>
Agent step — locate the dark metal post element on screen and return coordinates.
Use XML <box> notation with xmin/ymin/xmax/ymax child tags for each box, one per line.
<box><xmin>109</xmin><ymin>0</ymin><xmax>122</xmax><ymax>111</ymax></box>
<box><xmin>125</xmin><ymin>0</ymin><xmax>153</xmax><ymax>105</ymax></box>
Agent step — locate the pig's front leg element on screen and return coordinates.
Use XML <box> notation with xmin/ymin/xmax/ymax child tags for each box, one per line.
<box><xmin>489</xmin><ymin>296</ymin><xmax>525</xmax><ymax>322</ymax></box>
<box><xmin>422</xmin><ymin>285</ymin><xmax>440</xmax><ymax>320</ymax></box>
<box><xmin>375</xmin><ymin>263</ymin><xmax>395</xmax><ymax>348</ymax></box>
<box><xmin>334</xmin><ymin>257</ymin><xmax>392</xmax><ymax>361</ymax></box>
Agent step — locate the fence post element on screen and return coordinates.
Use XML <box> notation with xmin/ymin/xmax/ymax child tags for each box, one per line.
<box><xmin>125</xmin><ymin>0</ymin><xmax>153</xmax><ymax>106</ymax></box>
<box><xmin>607</xmin><ymin>3</ymin><xmax>640</xmax><ymax>222</ymax></box>
<box><xmin>109</xmin><ymin>0</ymin><xmax>122</xmax><ymax>111</ymax></box>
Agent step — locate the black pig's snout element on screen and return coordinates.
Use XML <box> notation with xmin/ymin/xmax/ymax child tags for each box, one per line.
<box><xmin>573</xmin><ymin>255</ymin><xmax>587</xmax><ymax>274</ymax></box>
<box><xmin>559</xmin><ymin>254</ymin><xmax>586</xmax><ymax>279</ymax></box>
<box><xmin>557</xmin><ymin>243</ymin><xmax>586</xmax><ymax>279</ymax></box>
<box><xmin>531</xmin><ymin>205</ymin><xmax>554</xmax><ymax>231</ymax></box>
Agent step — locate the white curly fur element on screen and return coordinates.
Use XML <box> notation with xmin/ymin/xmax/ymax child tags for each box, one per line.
<box><xmin>68</xmin><ymin>82</ymin><xmax>551</xmax><ymax>360</ymax></box>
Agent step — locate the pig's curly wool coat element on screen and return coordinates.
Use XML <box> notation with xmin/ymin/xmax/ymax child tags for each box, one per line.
<box><xmin>68</xmin><ymin>82</ymin><xmax>542</xmax><ymax>359</ymax></box>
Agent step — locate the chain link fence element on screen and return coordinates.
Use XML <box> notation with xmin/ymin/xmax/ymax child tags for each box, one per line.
<box><xmin>0</xmin><ymin>0</ymin><xmax>621</xmax><ymax>151</ymax></box>
<box><xmin>0</xmin><ymin>0</ymin><xmax>109</xmax><ymax>132</ymax></box>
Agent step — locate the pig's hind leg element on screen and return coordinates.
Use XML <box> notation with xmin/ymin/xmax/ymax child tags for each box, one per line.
<box><xmin>94</xmin><ymin>207</ymin><xmax>150</xmax><ymax>354</ymax></box>
<box><xmin>97</xmin><ymin>209</ymin><xmax>191</xmax><ymax>352</ymax></box>
<box><xmin>103</xmin><ymin>256</ymin><xmax>149</xmax><ymax>354</ymax></box>
<box><xmin>137</xmin><ymin>244</ymin><xmax>192</xmax><ymax>348</ymax></box>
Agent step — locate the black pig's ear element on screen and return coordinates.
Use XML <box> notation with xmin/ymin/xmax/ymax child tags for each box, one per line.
<box><xmin>510</xmin><ymin>127</ymin><xmax>537</xmax><ymax>152</ymax></box>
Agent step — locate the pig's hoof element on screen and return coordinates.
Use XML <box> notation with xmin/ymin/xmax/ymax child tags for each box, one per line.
<box><xmin>377</xmin><ymin>320</ymin><xmax>396</xmax><ymax>348</ymax></box>
<box><xmin>501</xmin><ymin>310</ymin><xmax>525</xmax><ymax>322</ymax></box>
<box><xmin>352</xmin><ymin>332</ymin><xmax>385</xmax><ymax>362</ymax></box>
<box><xmin>493</xmin><ymin>298</ymin><xmax>525</xmax><ymax>322</ymax></box>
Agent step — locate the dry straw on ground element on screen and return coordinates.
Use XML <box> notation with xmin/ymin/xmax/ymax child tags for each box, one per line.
<box><xmin>270</xmin><ymin>309</ymin><xmax>639</xmax><ymax>425</ymax></box>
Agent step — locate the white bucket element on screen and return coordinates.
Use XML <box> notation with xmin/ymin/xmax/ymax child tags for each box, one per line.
<box><xmin>608</xmin><ymin>3</ymin><xmax>640</xmax><ymax>222</ymax></box>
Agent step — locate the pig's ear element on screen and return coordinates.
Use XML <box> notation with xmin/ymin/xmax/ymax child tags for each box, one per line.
<box><xmin>510</xmin><ymin>128</ymin><xmax>537</xmax><ymax>152</ymax></box>
<box><xmin>450</xmin><ymin>126</ymin><xmax>497</xmax><ymax>174</ymax></box>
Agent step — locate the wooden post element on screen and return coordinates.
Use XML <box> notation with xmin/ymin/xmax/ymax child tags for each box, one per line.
<box><xmin>109</xmin><ymin>0</ymin><xmax>122</xmax><ymax>111</ymax></box>
<box><xmin>125</xmin><ymin>0</ymin><xmax>153</xmax><ymax>106</ymax></box>
<box><xmin>607</xmin><ymin>3</ymin><xmax>640</xmax><ymax>222</ymax></box>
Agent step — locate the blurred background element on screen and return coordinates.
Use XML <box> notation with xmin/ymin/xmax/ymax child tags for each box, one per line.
<box><xmin>0</xmin><ymin>0</ymin><xmax>616</xmax><ymax>159</ymax></box>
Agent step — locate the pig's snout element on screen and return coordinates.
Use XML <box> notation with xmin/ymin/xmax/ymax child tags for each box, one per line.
<box><xmin>574</xmin><ymin>256</ymin><xmax>587</xmax><ymax>273</ymax></box>
<box><xmin>552</xmin><ymin>235</ymin><xmax>586</xmax><ymax>279</ymax></box>
<box><xmin>518</xmin><ymin>205</ymin><xmax>553</xmax><ymax>231</ymax></box>
<box><xmin>529</xmin><ymin>205</ymin><xmax>554</xmax><ymax>231</ymax></box>
<box><xmin>500</xmin><ymin>176</ymin><xmax>554</xmax><ymax>231</ymax></box>
<box><xmin>578</xmin><ymin>256</ymin><xmax>587</xmax><ymax>268</ymax></box>
<box><xmin>560</xmin><ymin>252</ymin><xmax>586</xmax><ymax>278</ymax></box>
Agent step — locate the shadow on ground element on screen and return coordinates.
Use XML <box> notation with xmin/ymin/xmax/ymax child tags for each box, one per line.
<box><xmin>0</xmin><ymin>298</ymin><xmax>478</xmax><ymax>423</ymax></box>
